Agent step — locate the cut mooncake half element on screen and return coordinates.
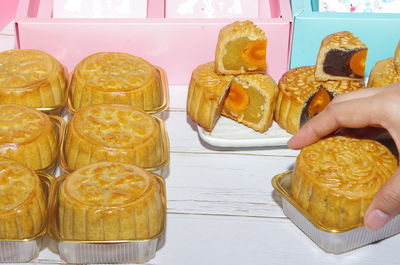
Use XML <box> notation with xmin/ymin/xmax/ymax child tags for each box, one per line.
<box><xmin>215</xmin><ymin>20</ymin><xmax>267</xmax><ymax>75</ymax></box>
<box><xmin>0</xmin><ymin>104</ymin><xmax>58</xmax><ymax>170</ymax></box>
<box><xmin>367</xmin><ymin>58</ymin><xmax>400</xmax><ymax>87</ymax></box>
<box><xmin>64</xmin><ymin>104</ymin><xmax>166</xmax><ymax>171</ymax></box>
<box><xmin>0</xmin><ymin>158</ymin><xmax>46</xmax><ymax>239</ymax></box>
<box><xmin>315</xmin><ymin>31</ymin><xmax>367</xmax><ymax>81</ymax></box>
<box><xmin>394</xmin><ymin>41</ymin><xmax>400</xmax><ymax>73</ymax></box>
<box><xmin>222</xmin><ymin>74</ymin><xmax>278</xmax><ymax>132</ymax></box>
<box><xmin>70</xmin><ymin>52</ymin><xmax>161</xmax><ymax>112</ymax></box>
<box><xmin>275</xmin><ymin>66</ymin><xmax>364</xmax><ymax>134</ymax></box>
<box><xmin>58</xmin><ymin>162</ymin><xmax>164</xmax><ymax>240</ymax></box>
<box><xmin>292</xmin><ymin>136</ymin><xmax>397</xmax><ymax>230</ymax></box>
<box><xmin>0</xmin><ymin>49</ymin><xmax>67</xmax><ymax>108</ymax></box>
<box><xmin>186</xmin><ymin>62</ymin><xmax>233</xmax><ymax>131</ymax></box>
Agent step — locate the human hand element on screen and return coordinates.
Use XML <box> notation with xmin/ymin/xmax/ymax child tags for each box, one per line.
<box><xmin>287</xmin><ymin>82</ymin><xmax>400</xmax><ymax>231</ymax></box>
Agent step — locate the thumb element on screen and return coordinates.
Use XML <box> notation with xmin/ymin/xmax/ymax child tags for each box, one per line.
<box><xmin>364</xmin><ymin>168</ymin><xmax>400</xmax><ymax>230</ymax></box>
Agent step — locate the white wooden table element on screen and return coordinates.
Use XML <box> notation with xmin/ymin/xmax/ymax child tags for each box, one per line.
<box><xmin>2</xmin><ymin>22</ymin><xmax>400</xmax><ymax>265</ymax></box>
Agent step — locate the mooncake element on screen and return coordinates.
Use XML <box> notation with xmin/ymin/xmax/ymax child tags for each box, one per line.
<box><xmin>395</xmin><ymin>41</ymin><xmax>400</xmax><ymax>73</ymax></box>
<box><xmin>291</xmin><ymin>136</ymin><xmax>397</xmax><ymax>230</ymax></box>
<box><xmin>222</xmin><ymin>74</ymin><xmax>278</xmax><ymax>132</ymax></box>
<box><xmin>0</xmin><ymin>49</ymin><xmax>67</xmax><ymax>108</ymax></box>
<box><xmin>275</xmin><ymin>66</ymin><xmax>364</xmax><ymax>134</ymax></box>
<box><xmin>186</xmin><ymin>62</ymin><xmax>233</xmax><ymax>131</ymax></box>
<box><xmin>58</xmin><ymin>162</ymin><xmax>164</xmax><ymax>240</ymax></box>
<box><xmin>315</xmin><ymin>31</ymin><xmax>367</xmax><ymax>81</ymax></box>
<box><xmin>64</xmin><ymin>104</ymin><xmax>166</xmax><ymax>171</ymax></box>
<box><xmin>215</xmin><ymin>20</ymin><xmax>267</xmax><ymax>75</ymax></box>
<box><xmin>70</xmin><ymin>52</ymin><xmax>161</xmax><ymax>112</ymax></box>
<box><xmin>0</xmin><ymin>104</ymin><xmax>58</xmax><ymax>170</ymax></box>
<box><xmin>368</xmin><ymin>58</ymin><xmax>400</xmax><ymax>87</ymax></box>
<box><xmin>0</xmin><ymin>158</ymin><xmax>46</xmax><ymax>239</ymax></box>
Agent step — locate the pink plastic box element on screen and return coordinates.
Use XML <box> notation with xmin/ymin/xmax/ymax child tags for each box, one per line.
<box><xmin>15</xmin><ymin>0</ymin><xmax>292</xmax><ymax>84</ymax></box>
<box><xmin>0</xmin><ymin>0</ymin><xmax>19</xmax><ymax>31</ymax></box>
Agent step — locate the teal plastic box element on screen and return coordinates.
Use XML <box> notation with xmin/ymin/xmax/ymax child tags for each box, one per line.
<box><xmin>290</xmin><ymin>0</ymin><xmax>400</xmax><ymax>77</ymax></box>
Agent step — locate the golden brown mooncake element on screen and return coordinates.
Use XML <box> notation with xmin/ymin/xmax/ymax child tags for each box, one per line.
<box><xmin>315</xmin><ymin>31</ymin><xmax>367</xmax><ymax>81</ymax></box>
<box><xmin>70</xmin><ymin>52</ymin><xmax>161</xmax><ymax>112</ymax></box>
<box><xmin>0</xmin><ymin>104</ymin><xmax>58</xmax><ymax>170</ymax></box>
<box><xmin>64</xmin><ymin>104</ymin><xmax>166</xmax><ymax>171</ymax></box>
<box><xmin>275</xmin><ymin>66</ymin><xmax>364</xmax><ymax>134</ymax></box>
<box><xmin>0</xmin><ymin>158</ymin><xmax>46</xmax><ymax>239</ymax></box>
<box><xmin>215</xmin><ymin>20</ymin><xmax>267</xmax><ymax>75</ymax></box>
<box><xmin>291</xmin><ymin>136</ymin><xmax>397</xmax><ymax>230</ymax></box>
<box><xmin>395</xmin><ymin>41</ymin><xmax>400</xmax><ymax>73</ymax></box>
<box><xmin>186</xmin><ymin>62</ymin><xmax>233</xmax><ymax>131</ymax></box>
<box><xmin>222</xmin><ymin>74</ymin><xmax>278</xmax><ymax>132</ymax></box>
<box><xmin>0</xmin><ymin>49</ymin><xmax>67</xmax><ymax>108</ymax></box>
<box><xmin>367</xmin><ymin>58</ymin><xmax>400</xmax><ymax>87</ymax></box>
<box><xmin>58</xmin><ymin>162</ymin><xmax>164</xmax><ymax>240</ymax></box>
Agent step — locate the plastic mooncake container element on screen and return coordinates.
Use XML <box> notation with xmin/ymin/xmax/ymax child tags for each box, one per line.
<box><xmin>47</xmin><ymin>173</ymin><xmax>167</xmax><ymax>264</ymax></box>
<box><xmin>0</xmin><ymin>173</ymin><xmax>54</xmax><ymax>262</ymax></box>
<box><xmin>272</xmin><ymin>171</ymin><xmax>400</xmax><ymax>254</ymax></box>
<box><xmin>67</xmin><ymin>64</ymin><xmax>170</xmax><ymax>118</ymax></box>
<box><xmin>59</xmin><ymin>116</ymin><xmax>170</xmax><ymax>179</ymax></box>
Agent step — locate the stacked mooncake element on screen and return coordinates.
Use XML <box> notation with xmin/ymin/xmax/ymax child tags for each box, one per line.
<box><xmin>187</xmin><ymin>21</ymin><xmax>278</xmax><ymax>133</ymax></box>
<box><xmin>275</xmin><ymin>31</ymin><xmax>367</xmax><ymax>134</ymax></box>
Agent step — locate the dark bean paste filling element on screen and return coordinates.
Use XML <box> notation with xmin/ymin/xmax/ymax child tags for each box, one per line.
<box><xmin>323</xmin><ymin>49</ymin><xmax>362</xmax><ymax>78</ymax></box>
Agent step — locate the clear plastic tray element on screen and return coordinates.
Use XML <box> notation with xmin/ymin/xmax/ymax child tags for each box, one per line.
<box><xmin>272</xmin><ymin>171</ymin><xmax>400</xmax><ymax>254</ymax></box>
<box><xmin>47</xmin><ymin>173</ymin><xmax>167</xmax><ymax>264</ymax></box>
<box><xmin>67</xmin><ymin>65</ymin><xmax>170</xmax><ymax>118</ymax></box>
<box><xmin>58</xmin><ymin>116</ymin><xmax>170</xmax><ymax>178</ymax></box>
<box><xmin>0</xmin><ymin>173</ymin><xmax>54</xmax><ymax>262</ymax></box>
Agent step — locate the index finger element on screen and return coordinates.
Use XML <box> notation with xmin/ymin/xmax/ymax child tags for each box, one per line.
<box><xmin>287</xmin><ymin>97</ymin><xmax>379</xmax><ymax>149</ymax></box>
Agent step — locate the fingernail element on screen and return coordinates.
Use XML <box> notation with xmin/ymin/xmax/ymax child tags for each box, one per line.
<box><xmin>365</xmin><ymin>209</ymin><xmax>390</xmax><ymax>231</ymax></box>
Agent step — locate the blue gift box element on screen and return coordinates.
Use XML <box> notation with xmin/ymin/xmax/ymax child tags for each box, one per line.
<box><xmin>290</xmin><ymin>0</ymin><xmax>400</xmax><ymax>77</ymax></box>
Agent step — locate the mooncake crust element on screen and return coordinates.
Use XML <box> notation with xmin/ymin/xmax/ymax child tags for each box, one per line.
<box><xmin>215</xmin><ymin>20</ymin><xmax>266</xmax><ymax>75</ymax></box>
<box><xmin>186</xmin><ymin>62</ymin><xmax>233</xmax><ymax>131</ymax></box>
<box><xmin>368</xmin><ymin>58</ymin><xmax>400</xmax><ymax>87</ymax></box>
<box><xmin>394</xmin><ymin>41</ymin><xmax>400</xmax><ymax>74</ymax></box>
<box><xmin>275</xmin><ymin>66</ymin><xmax>364</xmax><ymax>134</ymax></box>
<box><xmin>0</xmin><ymin>104</ymin><xmax>58</xmax><ymax>170</ymax></box>
<box><xmin>0</xmin><ymin>49</ymin><xmax>67</xmax><ymax>108</ymax></box>
<box><xmin>59</xmin><ymin>162</ymin><xmax>164</xmax><ymax>240</ymax></box>
<box><xmin>315</xmin><ymin>31</ymin><xmax>367</xmax><ymax>81</ymax></box>
<box><xmin>222</xmin><ymin>73</ymin><xmax>278</xmax><ymax>132</ymax></box>
<box><xmin>0</xmin><ymin>158</ymin><xmax>46</xmax><ymax>239</ymax></box>
<box><xmin>291</xmin><ymin>136</ymin><xmax>397</xmax><ymax>230</ymax></box>
<box><xmin>70</xmin><ymin>52</ymin><xmax>161</xmax><ymax>112</ymax></box>
<box><xmin>64</xmin><ymin>104</ymin><xmax>164</xmax><ymax>170</ymax></box>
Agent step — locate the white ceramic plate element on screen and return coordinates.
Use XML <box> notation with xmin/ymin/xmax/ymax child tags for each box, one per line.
<box><xmin>198</xmin><ymin>116</ymin><xmax>292</xmax><ymax>147</ymax></box>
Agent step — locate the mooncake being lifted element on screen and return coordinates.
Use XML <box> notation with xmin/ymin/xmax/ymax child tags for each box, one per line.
<box><xmin>315</xmin><ymin>31</ymin><xmax>367</xmax><ymax>81</ymax></box>
<box><xmin>59</xmin><ymin>162</ymin><xmax>164</xmax><ymax>240</ymax></box>
<box><xmin>215</xmin><ymin>20</ymin><xmax>267</xmax><ymax>75</ymax></box>
<box><xmin>291</xmin><ymin>136</ymin><xmax>397</xmax><ymax>230</ymax></box>
<box><xmin>186</xmin><ymin>62</ymin><xmax>233</xmax><ymax>131</ymax></box>
<box><xmin>222</xmin><ymin>74</ymin><xmax>278</xmax><ymax>132</ymax></box>
<box><xmin>0</xmin><ymin>104</ymin><xmax>58</xmax><ymax>170</ymax></box>
<box><xmin>275</xmin><ymin>66</ymin><xmax>364</xmax><ymax>134</ymax></box>
<box><xmin>0</xmin><ymin>49</ymin><xmax>67</xmax><ymax>108</ymax></box>
<box><xmin>64</xmin><ymin>104</ymin><xmax>166</xmax><ymax>171</ymax></box>
<box><xmin>0</xmin><ymin>159</ymin><xmax>46</xmax><ymax>239</ymax></box>
<box><xmin>70</xmin><ymin>52</ymin><xmax>161</xmax><ymax>112</ymax></box>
